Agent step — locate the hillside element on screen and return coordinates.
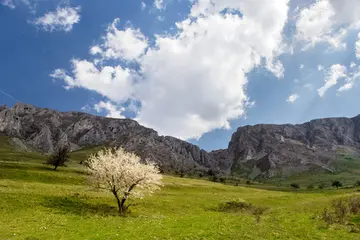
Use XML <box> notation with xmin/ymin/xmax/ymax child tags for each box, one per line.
<box><xmin>1</xmin><ymin>103</ymin><xmax>360</xmax><ymax>178</ymax></box>
<box><xmin>228</xmin><ymin>116</ymin><xmax>360</xmax><ymax>178</ymax></box>
<box><xmin>0</xmin><ymin>103</ymin><xmax>227</xmax><ymax>173</ymax></box>
<box><xmin>1</xmin><ymin>141</ymin><xmax>360</xmax><ymax>239</ymax></box>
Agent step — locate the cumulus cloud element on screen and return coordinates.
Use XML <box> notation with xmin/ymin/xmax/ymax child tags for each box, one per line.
<box><xmin>300</xmin><ymin>64</ymin><xmax>304</xmax><ymax>69</ymax></box>
<box><xmin>318</xmin><ymin>64</ymin><xmax>347</xmax><ymax>97</ymax></box>
<box><xmin>295</xmin><ymin>0</ymin><xmax>360</xmax><ymax>50</ymax></box>
<box><xmin>1</xmin><ymin>0</ymin><xmax>15</xmax><ymax>9</ymax></box>
<box><xmin>33</xmin><ymin>6</ymin><xmax>81</xmax><ymax>32</ymax></box>
<box><xmin>52</xmin><ymin>0</ymin><xmax>289</xmax><ymax>140</ymax></box>
<box><xmin>287</xmin><ymin>93</ymin><xmax>300</xmax><ymax>103</ymax></box>
<box><xmin>51</xmin><ymin>60</ymin><xmax>135</xmax><ymax>102</ymax></box>
<box><xmin>90</xmin><ymin>18</ymin><xmax>148</xmax><ymax>62</ymax></box>
<box><xmin>94</xmin><ymin>101</ymin><xmax>125</xmax><ymax>119</ymax></box>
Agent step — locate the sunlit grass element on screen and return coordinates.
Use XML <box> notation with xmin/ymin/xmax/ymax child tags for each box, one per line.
<box><xmin>0</xmin><ymin>136</ymin><xmax>360</xmax><ymax>239</ymax></box>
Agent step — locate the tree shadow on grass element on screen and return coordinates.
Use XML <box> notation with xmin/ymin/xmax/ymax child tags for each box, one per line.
<box><xmin>42</xmin><ymin>195</ymin><xmax>120</xmax><ymax>217</ymax></box>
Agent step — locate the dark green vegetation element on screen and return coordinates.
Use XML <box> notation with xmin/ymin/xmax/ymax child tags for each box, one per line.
<box><xmin>1</xmin><ymin>136</ymin><xmax>360</xmax><ymax>239</ymax></box>
<box><xmin>46</xmin><ymin>147</ymin><xmax>70</xmax><ymax>171</ymax></box>
<box><xmin>263</xmin><ymin>154</ymin><xmax>360</xmax><ymax>189</ymax></box>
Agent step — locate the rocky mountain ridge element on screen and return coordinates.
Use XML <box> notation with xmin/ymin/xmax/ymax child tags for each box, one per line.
<box><xmin>228</xmin><ymin>115</ymin><xmax>360</xmax><ymax>178</ymax></box>
<box><xmin>0</xmin><ymin>103</ymin><xmax>229</xmax><ymax>172</ymax></box>
<box><xmin>1</xmin><ymin>102</ymin><xmax>360</xmax><ymax>178</ymax></box>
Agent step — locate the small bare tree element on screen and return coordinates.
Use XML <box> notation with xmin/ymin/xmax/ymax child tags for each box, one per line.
<box><xmin>46</xmin><ymin>147</ymin><xmax>70</xmax><ymax>171</ymax></box>
<box><xmin>86</xmin><ymin>148</ymin><xmax>162</xmax><ymax>214</ymax></box>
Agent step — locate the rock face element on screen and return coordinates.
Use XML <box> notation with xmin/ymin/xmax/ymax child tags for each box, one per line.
<box><xmin>1</xmin><ymin>102</ymin><xmax>360</xmax><ymax>178</ymax></box>
<box><xmin>228</xmin><ymin>116</ymin><xmax>360</xmax><ymax>178</ymax></box>
<box><xmin>0</xmin><ymin>103</ymin><xmax>224</xmax><ymax>172</ymax></box>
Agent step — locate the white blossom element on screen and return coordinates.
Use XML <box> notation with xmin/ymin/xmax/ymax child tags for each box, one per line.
<box><xmin>86</xmin><ymin>148</ymin><xmax>162</xmax><ymax>213</ymax></box>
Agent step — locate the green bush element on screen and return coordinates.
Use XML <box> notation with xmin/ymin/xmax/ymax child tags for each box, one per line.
<box><xmin>290</xmin><ymin>183</ymin><xmax>300</xmax><ymax>189</ymax></box>
<box><xmin>217</xmin><ymin>199</ymin><xmax>252</xmax><ymax>212</ymax></box>
<box><xmin>355</xmin><ymin>181</ymin><xmax>360</xmax><ymax>187</ymax></box>
<box><xmin>331</xmin><ymin>180</ymin><xmax>343</xmax><ymax>189</ymax></box>
<box><xmin>45</xmin><ymin>147</ymin><xmax>70</xmax><ymax>171</ymax></box>
<box><xmin>320</xmin><ymin>196</ymin><xmax>360</xmax><ymax>229</ymax></box>
<box><xmin>217</xmin><ymin>199</ymin><xmax>269</xmax><ymax>223</ymax></box>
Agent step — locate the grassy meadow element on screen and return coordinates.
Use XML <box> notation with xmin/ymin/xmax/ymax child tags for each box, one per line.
<box><xmin>1</xmin><ymin>136</ymin><xmax>360</xmax><ymax>239</ymax></box>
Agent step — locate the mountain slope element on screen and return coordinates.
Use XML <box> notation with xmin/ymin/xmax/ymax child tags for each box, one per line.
<box><xmin>228</xmin><ymin>116</ymin><xmax>360</xmax><ymax>178</ymax></box>
<box><xmin>1</xmin><ymin>102</ymin><xmax>360</xmax><ymax>178</ymax></box>
<box><xmin>0</xmin><ymin>103</ymin><xmax>228</xmax><ymax>172</ymax></box>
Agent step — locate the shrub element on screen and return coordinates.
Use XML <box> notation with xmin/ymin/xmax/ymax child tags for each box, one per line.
<box><xmin>209</xmin><ymin>175</ymin><xmax>218</xmax><ymax>182</ymax></box>
<box><xmin>348</xmin><ymin>196</ymin><xmax>360</xmax><ymax>214</ymax></box>
<box><xmin>290</xmin><ymin>183</ymin><xmax>300</xmax><ymax>189</ymax></box>
<box><xmin>320</xmin><ymin>196</ymin><xmax>360</xmax><ymax>228</ymax></box>
<box><xmin>46</xmin><ymin>146</ymin><xmax>70</xmax><ymax>171</ymax></box>
<box><xmin>332</xmin><ymin>181</ymin><xmax>343</xmax><ymax>189</ymax></box>
<box><xmin>307</xmin><ymin>184</ymin><xmax>314</xmax><ymax>189</ymax></box>
<box><xmin>219</xmin><ymin>176</ymin><xmax>226</xmax><ymax>183</ymax></box>
<box><xmin>355</xmin><ymin>181</ymin><xmax>360</xmax><ymax>187</ymax></box>
<box><xmin>331</xmin><ymin>199</ymin><xmax>348</xmax><ymax>223</ymax></box>
<box><xmin>251</xmin><ymin>206</ymin><xmax>269</xmax><ymax>223</ymax></box>
<box><xmin>321</xmin><ymin>208</ymin><xmax>335</xmax><ymax>226</ymax></box>
<box><xmin>217</xmin><ymin>199</ymin><xmax>252</xmax><ymax>213</ymax></box>
<box><xmin>246</xmin><ymin>180</ymin><xmax>251</xmax><ymax>185</ymax></box>
<box><xmin>318</xmin><ymin>183</ymin><xmax>326</xmax><ymax>189</ymax></box>
<box><xmin>217</xmin><ymin>199</ymin><xmax>269</xmax><ymax>223</ymax></box>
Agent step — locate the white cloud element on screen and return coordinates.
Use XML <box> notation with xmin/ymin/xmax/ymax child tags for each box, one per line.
<box><xmin>295</xmin><ymin>0</ymin><xmax>360</xmax><ymax>50</ymax></box>
<box><xmin>1</xmin><ymin>0</ymin><xmax>15</xmax><ymax>9</ymax></box>
<box><xmin>338</xmin><ymin>65</ymin><xmax>360</xmax><ymax>93</ymax></box>
<box><xmin>318</xmin><ymin>65</ymin><xmax>324</xmax><ymax>71</ymax></box>
<box><xmin>287</xmin><ymin>94</ymin><xmax>300</xmax><ymax>103</ymax></box>
<box><xmin>33</xmin><ymin>6</ymin><xmax>81</xmax><ymax>32</ymax></box>
<box><xmin>90</xmin><ymin>18</ymin><xmax>148</xmax><ymax>62</ymax></box>
<box><xmin>300</xmin><ymin>64</ymin><xmax>304</xmax><ymax>69</ymax></box>
<box><xmin>350</xmin><ymin>62</ymin><xmax>356</xmax><ymax>68</ymax></box>
<box><xmin>154</xmin><ymin>0</ymin><xmax>164</xmax><ymax>10</ymax></box>
<box><xmin>80</xmin><ymin>105</ymin><xmax>92</xmax><ymax>112</ymax></box>
<box><xmin>318</xmin><ymin>64</ymin><xmax>347</xmax><ymax>97</ymax></box>
<box><xmin>51</xmin><ymin>60</ymin><xmax>135</xmax><ymax>102</ymax></box>
<box><xmin>94</xmin><ymin>101</ymin><xmax>125</xmax><ymax>119</ymax></box>
<box><xmin>52</xmin><ymin>0</ymin><xmax>289</xmax><ymax>140</ymax></box>
<box><xmin>338</xmin><ymin>82</ymin><xmax>354</xmax><ymax>92</ymax></box>
<box><xmin>356</xmin><ymin>33</ymin><xmax>360</xmax><ymax>59</ymax></box>
<box><xmin>141</xmin><ymin>1</ymin><xmax>146</xmax><ymax>10</ymax></box>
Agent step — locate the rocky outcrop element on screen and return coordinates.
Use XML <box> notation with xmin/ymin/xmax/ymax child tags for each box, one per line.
<box><xmin>0</xmin><ymin>103</ymin><xmax>224</xmax><ymax>172</ymax></box>
<box><xmin>2</xmin><ymin>102</ymin><xmax>360</xmax><ymax>178</ymax></box>
<box><xmin>228</xmin><ymin>116</ymin><xmax>360</xmax><ymax>178</ymax></box>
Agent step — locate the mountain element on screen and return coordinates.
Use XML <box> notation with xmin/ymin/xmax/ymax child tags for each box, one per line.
<box><xmin>0</xmin><ymin>103</ymin><xmax>229</xmax><ymax>173</ymax></box>
<box><xmin>1</xmin><ymin>102</ymin><xmax>360</xmax><ymax>178</ymax></box>
<box><xmin>228</xmin><ymin>116</ymin><xmax>360</xmax><ymax>178</ymax></box>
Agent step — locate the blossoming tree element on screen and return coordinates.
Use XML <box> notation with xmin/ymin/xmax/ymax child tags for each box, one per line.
<box><xmin>86</xmin><ymin>148</ymin><xmax>162</xmax><ymax>214</ymax></box>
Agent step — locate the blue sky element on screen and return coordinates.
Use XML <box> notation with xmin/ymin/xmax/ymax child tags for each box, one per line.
<box><xmin>1</xmin><ymin>0</ymin><xmax>360</xmax><ymax>151</ymax></box>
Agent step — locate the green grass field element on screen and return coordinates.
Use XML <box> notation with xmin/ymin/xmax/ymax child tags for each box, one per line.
<box><xmin>1</xmin><ymin>137</ymin><xmax>360</xmax><ymax>239</ymax></box>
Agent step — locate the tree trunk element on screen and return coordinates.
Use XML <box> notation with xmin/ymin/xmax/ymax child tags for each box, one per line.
<box><xmin>112</xmin><ymin>190</ymin><xmax>123</xmax><ymax>214</ymax></box>
<box><xmin>120</xmin><ymin>195</ymin><xmax>127</xmax><ymax>213</ymax></box>
<box><xmin>53</xmin><ymin>165</ymin><xmax>58</xmax><ymax>171</ymax></box>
